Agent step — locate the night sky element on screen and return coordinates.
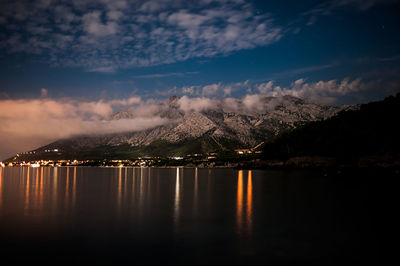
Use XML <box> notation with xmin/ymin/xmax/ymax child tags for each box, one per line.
<box><xmin>0</xmin><ymin>0</ymin><xmax>400</xmax><ymax>159</ymax></box>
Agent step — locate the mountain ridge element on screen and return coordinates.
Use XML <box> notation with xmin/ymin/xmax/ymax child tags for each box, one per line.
<box><xmin>7</xmin><ymin>95</ymin><xmax>356</xmax><ymax>161</ymax></box>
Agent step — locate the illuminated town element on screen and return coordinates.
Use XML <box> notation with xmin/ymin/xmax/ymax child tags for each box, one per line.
<box><xmin>0</xmin><ymin>150</ymin><xmax>262</xmax><ymax>168</ymax></box>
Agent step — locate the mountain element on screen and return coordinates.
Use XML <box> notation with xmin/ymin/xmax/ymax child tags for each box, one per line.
<box><xmin>261</xmin><ymin>93</ymin><xmax>400</xmax><ymax>168</ymax></box>
<box><xmin>8</xmin><ymin>95</ymin><xmax>355</xmax><ymax>161</ymax></box>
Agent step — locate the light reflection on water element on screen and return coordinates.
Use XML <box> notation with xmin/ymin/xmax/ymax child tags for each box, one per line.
<box><xmin>236</xmin><ymin>170</ymin><xmax>243</xmax><ymax>233</ymax></box>
<box><xmin>174</xmin><ymin>167</ymin><xmax>180</xmax><ymax>230</ymax></box>
<box><xmin>72</xmin><ymin>167</ymin><xmax>76</xmax><ymax>208</ymax></box>
<box><xmin>24</xmin><ymin>167</ymin><xmax>30</xmax><ymax>216</ymax></box>
<box><xmin>117</xmin><ymin>167</ymin><xmax>122</xmax><ymax>216</ymax></box>
<box><xmin>0</xmin><ymin>166</ymin><xmax>391</xmax><ymax>265</ymax></box>
<box><xmin>236</xmin><ymin>170</ymin><xmax>253</xmax><ymax>237</ymax></box>
<box><xmin>0</xmin><ymin>168</ymin><xmax>3</xmax><ymax>207</ymax></box>
<box><xmin>193</xmin><ymin>167</ymin><xmax>198</xmax><ymax>217</ymax></box>
<box><xmin>247</xmin><ymin>170</ymin><xmax>253</xmax><ymax>233</ymax></box>
<box><xmin>0</xmin><ymin>167</ymin><xmax>254</xmax><ymax>233</ymax></box>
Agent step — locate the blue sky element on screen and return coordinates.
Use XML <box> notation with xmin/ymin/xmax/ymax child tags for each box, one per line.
<box><xmin>0</xmin><ymin>0</ymin><xmax>399</xmax><ymax>104</ymax></box>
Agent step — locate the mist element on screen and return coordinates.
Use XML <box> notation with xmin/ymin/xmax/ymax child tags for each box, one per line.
<box><xmin>0</xmin><ymin>80</ymin><xmax>366</xmax><ymax>160</ymax></box>
<box><xmin>0</xmin><ymin>97</ymin><xmax>169</xmax><ymax>160</ymax></box>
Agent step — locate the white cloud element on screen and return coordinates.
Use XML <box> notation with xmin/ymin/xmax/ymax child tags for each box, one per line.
<box><xmin>151</xmin><ymin>76</ymin><xmax>371</xmax><ymax>104</ymax></box>
<box><xmin>167</xmin><ymin>10</ymin><xmax>210</xmax><ymax>29</ymax></box>
<box><xmin>174</xmin><ymin>81</ymin><xmax>249</xmax><ymax>97</ymax></box>
<box><xmin>82</xmin><ymin>11</ymin><xmax>118</xmax><ymax>37</ymax></box>
<box><xmin>202</xmin><ymin>84</ymin><xmax>220</xmax><ymax>96</ymax></box>
<box><xmin>134</xmin><ymin>72</ymin><xmax>199</xmax><ymax>79</ymax></box>
<box><xmin>0</xmin><ymin>75</ymin><xmax>391</xmax><ymax>159</ymax></box>
<box><xmin>108</xmin><ymin>97</ymin><xmax>141</xmax><ymax>106</ymax></box>
<box><xmin>256</xmin><ymin>81</ymin><xmax>274</xmax><ymax>94</ymax></box>
<box><xmin>256</xmin><ymin>77</ymin><xmax>370</xmax><ymax>104</ymax></box>
<box><xmin>181</xmin><ymin>86</ymin><xmax>196</xmax><ymax>95</ymax></box>
<box><xmin>0</xmin><ymin>0</ymin><xmax>283</xmax><ymax>71</ymax></box>
<box><xmin>177</xmin><ymin>96</ymin><xmax>217</xmax><ymax>112</ymax></box>
<box><xmin>242</xmin><ymin>94</ymin><xmax>265</xmax><ymax>112</ymax></box>
<box><xmin>0</xmin><ymin>95</ymin><xmax>168</xmax><ymax>159</ymax></box>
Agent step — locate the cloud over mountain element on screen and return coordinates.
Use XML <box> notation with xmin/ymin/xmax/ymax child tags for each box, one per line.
<box><xmin>0</xmin><ymin>96</ymin><xmax>169</xmax><ymax>159</ymax></box>
<box><xmin>0</xmin><ymin>74</ymin><xmax>395</xmax><ymax>159</ymax></box>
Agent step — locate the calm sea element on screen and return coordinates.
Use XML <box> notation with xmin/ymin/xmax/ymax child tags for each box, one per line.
<box><xmin>0</xmin><ymin>167</ymin><xmax>397</xmax><ymax>265</ymax></box>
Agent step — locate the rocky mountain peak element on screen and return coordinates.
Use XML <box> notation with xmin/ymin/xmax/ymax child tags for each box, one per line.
<box><xmin>15</xmin><ymin>96</ymin><xmax>357</xmax><ymax>159</ymax></box>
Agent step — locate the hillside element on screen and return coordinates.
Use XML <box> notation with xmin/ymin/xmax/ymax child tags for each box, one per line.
<box><xmin>262</xmin><ymin>93</ymin><xmax>400</xmax><ymax>167</ymax></box>
<box><xmin>7</xmin><ymin>95</ymin><xmax>353</xmax><ymax>162</ymax></box>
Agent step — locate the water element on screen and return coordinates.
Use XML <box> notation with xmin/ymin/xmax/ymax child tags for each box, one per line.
<box><xmin>0</xmin><ymin>167</ymin><xmax>397</xmax><ymax>265</ymax></box>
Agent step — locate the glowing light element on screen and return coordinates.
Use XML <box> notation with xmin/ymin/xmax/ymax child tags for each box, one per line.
<box><xmin>39</xmin><ymin>167</ymin><xmax>43</xmax><ymax>210</ymax></box>
<box><xmin>65</xmin><ymin>167</ymin><xmax>70</xmax><ymax>209</ymax></box>
<box><xmin>0</xmin><ymin>167</ymin><xmax>3</xmax><ymax>207</ymax></box>
<box><xmin>193</xmin><ymin>168</ymin><xmax>198</xmax><ymax>217</ymax></box>
<box><xmin>53</xmin><ymin>167</ymin><xmax>58</xmax><ymax>209</ymax></box>
<box><xmin>72</xmin><ymin>167</ymin><xmax>77</xmax><ymax>207</ymax></box>
<box><xmin>24</xmin><ymin>168</ymin><xmax>30</xmax><ymax>215</ymax></box>
<box><xmin>236</xmin><ymin>170</ymin><xmax>253</xmax><ymax>236</ymax></box>
<box><xmin>174</xmin><ymin>168</ymin><xmax>181</xmax><ymax>231</ymax></box>
<box><xmin>118</xmin><ymin>167</ymin><xmax>122</xmax><ymax>212</ymax></box>
<box><xmin>246</xmin><ymin>170</ymin><xmax>253</xmax><ymax>232</ymax></box>
<box><xmin>237</xmin><ymin>170</ymin><xmax>243</xmax><ymax>232</ymax></box>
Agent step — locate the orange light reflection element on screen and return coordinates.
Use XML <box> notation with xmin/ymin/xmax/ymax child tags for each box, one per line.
<box><xmin>246</xmin><ymin>170</ymin><xmax>253</xmax><ymax>233</ymax></box>
<box><xmin>0</xmin><ymin>168</ymin><xmax>3</xmax><ymax>208</ymax></box>
<box><xmin>236</xmin><ymin>170</ymin><xmax>243</xmax><ymax>232</ymax></box>
<box><xmin>24</xmin><ymin>168</ymin><xmax>30</xmax><ymax>215</ymax></box>
<box><xmin>39</xmin><ymin>167</ymin><xmax>44</xmax><ymax>210</ymax></box>
<box><xmin>72</xmin><ymin>167</ymin><xmax>76</xmax><ymax>207</ymax></box>
<box><xmin>117</xmin><ymin>167</ymin><xmax>122</xmax><ymax>213</ymax></box>
<box><xmin>236</xmin><ymin>170</ymin><xmax>253</xmax><ymax>236</ymax></box>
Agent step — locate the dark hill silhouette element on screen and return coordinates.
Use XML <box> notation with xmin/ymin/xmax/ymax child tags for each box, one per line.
<box><xmin>262</xmin><ymin>93</ymin><xmax>400</xmax><ymax>167</ymax></box>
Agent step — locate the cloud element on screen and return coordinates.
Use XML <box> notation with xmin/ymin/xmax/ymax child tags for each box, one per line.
<box><xmin>256</xmin><ymin>81</ymin><xmax>274</xmax><ymax>94</ymax></box>
<box><xmin>177</xmin><ymin>95</ymin><xmax>217</xmax><ymax>112</ymax></box>
<box><xmin>108</xmin><ymin>97</ymin><xmax>141</xmax><ymax>106</ymax></box>
<box><xmin>378</xmin><ymin>54</ymin><xmax>400</xmax><ymax>62</ymax></box>
<box><xmin>256</xmin><ymin>77</ymin><xmax>371</xmax><ymax>104</ymax></box>
<box><xmin>181</xmin><ymin>86</ymin><xmax>196</xmax><ymax>95</ymax></box>
<box><xmin>0</xmin><ymin>95</ymin><xmax>169</xmax><ymax>159</ymax></box>
<box><xmin>242</xmin><ymin>94</ymin><xmax>265</xmax><ymax>112</ymax></box>
<box><xmin>133</xmin><ymin>72</ymin><xmax>199</xmax><ymax>79</ymax></box>
<box><xmin>167</xmin><ymin>10</ymin><xmax>210</xmax><ymax>28</ymax></box>
<box><xmin>202</xmin><ymin>84</ymin><xmax>220</xmax><ymax>96</ymax></box>
<box><xmin>82</xmin><ymin>11</ymin><xmax>118</xmax><ymax>37</ymax></box>
<box><xmin>0</xmin><ymin>0</ymin><xmax>283</xmax><ymax>71</ymax></box>
<box><xmin>305</xmin><ymin>0</ymin><xmax>394</xmax><ymax>16</ymax></box>
<box><xmin>150</xmin><ymin>76</ymin><xmax>373</xmax><ymax>104</ymax></box>
<box><xmin>171</xmin><ymin>75</ymin><xmax>380</xmax><ymax>105</ymax></box>
<box><xmin>86</xmin><ymin>66</ymin><xmax>117</xmax><ymax>73</ymax></box>
<box><xmin>40</xmin><ymin>88</ymin><xmax>48</xmax><ymax>97</ymax></box>
<box><xmin>302</xmin><ymin>0</ymin><xmax>399</xmax><ymax>25</ymax></box>
<box><xmin>0</xmin><ymin>75</ymin><xmax>391</xmax><ymax>159</ymax></box>
<box><xmin>177</xmin><ymin>81</ymin><xmax>250</xmax><ymax>97</ymax></box>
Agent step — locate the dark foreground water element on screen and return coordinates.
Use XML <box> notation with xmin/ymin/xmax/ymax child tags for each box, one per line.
<box><xmin>0</xmin><ymin>167</ymin><xmax>397</xmax><ymax>265</ymax></box>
